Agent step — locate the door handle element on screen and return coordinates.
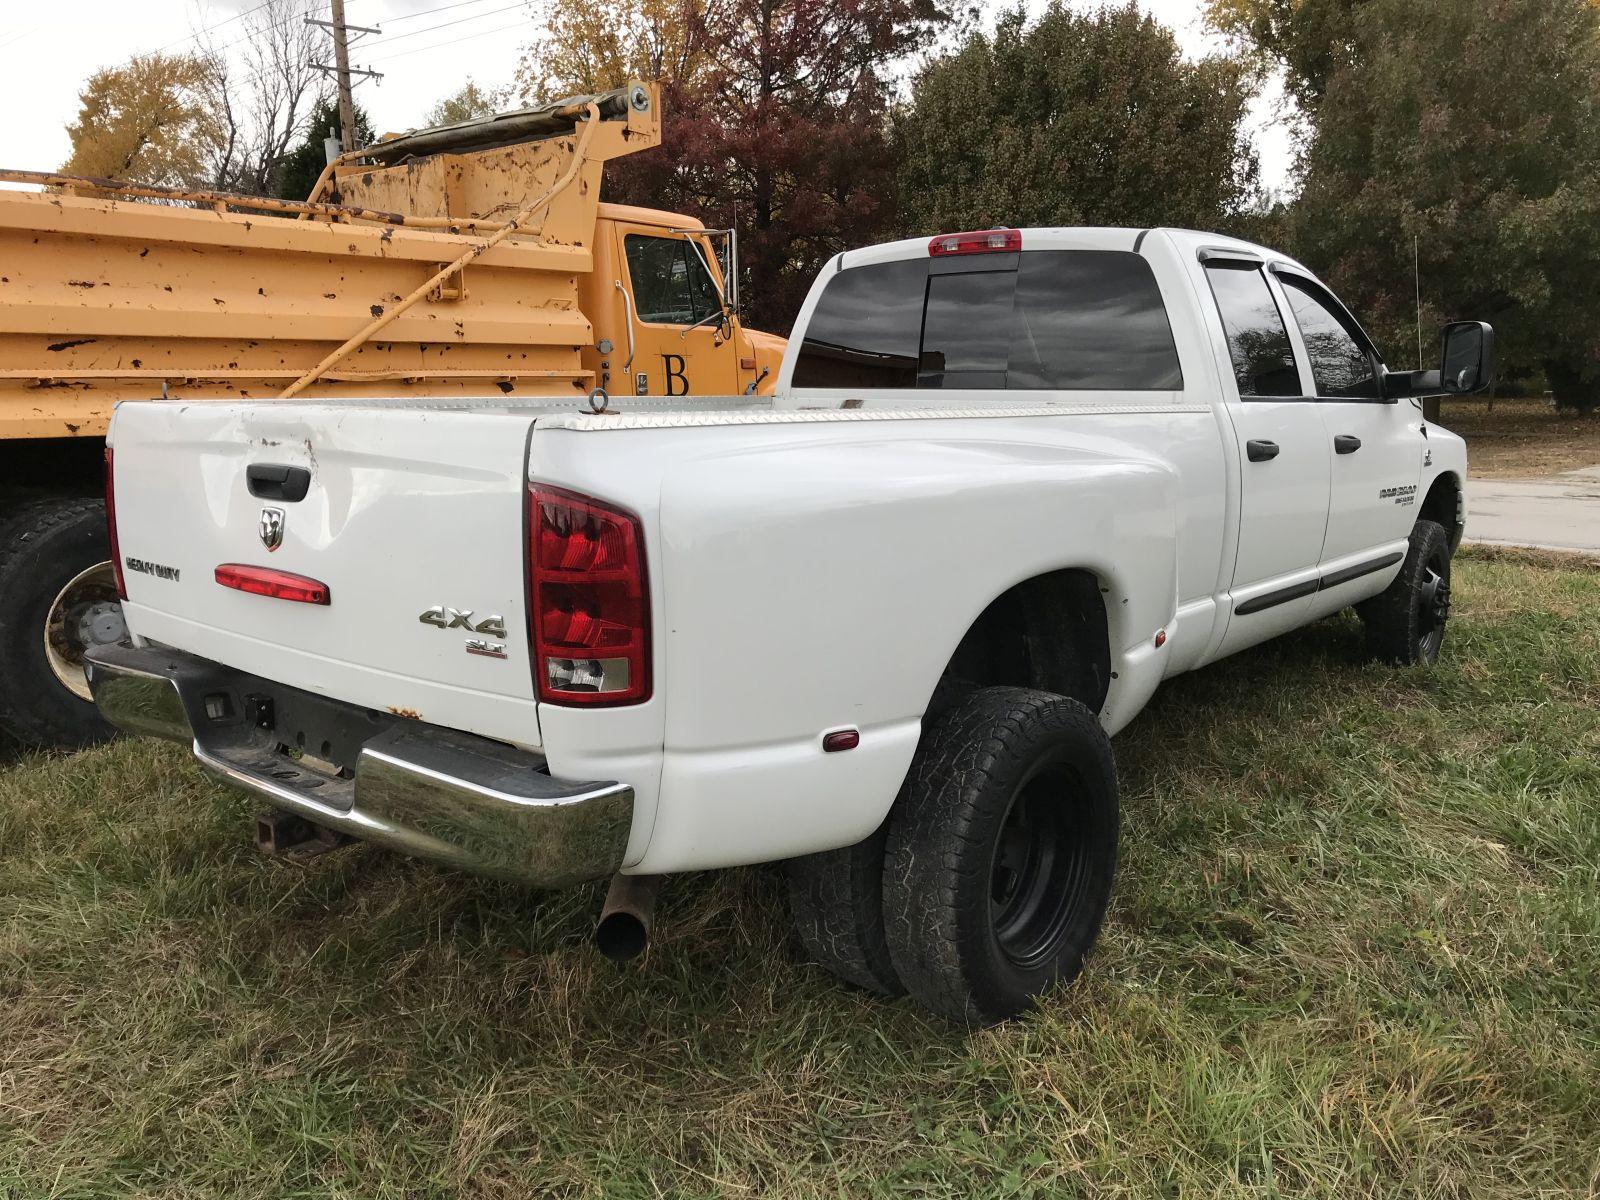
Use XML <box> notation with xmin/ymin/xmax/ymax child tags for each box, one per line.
<box><xmin>1334</xmin><ymin>434</ymin><xmax>1362</xmax><ymax>454</ymax></box>
<box><xmin>1246</xmin><ymin>439</ymin><xmax>1280</xmax><ymax>462</ymax></box>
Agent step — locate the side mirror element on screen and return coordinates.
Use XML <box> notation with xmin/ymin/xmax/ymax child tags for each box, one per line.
<box><xmin>1439</xmin><ymin>321</ymin><xmax>1494</xmax><ymax>394</ymax></box>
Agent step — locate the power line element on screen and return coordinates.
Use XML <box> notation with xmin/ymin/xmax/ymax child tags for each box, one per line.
<box><xmin>191</xmin><ymin>3</ymin><xmax>330</xmax><ymax>63</ymax></box>
<box><xmin>384</xmin><ymin>0</ymin><xmax>507</xmax><ymax>26</ymax></box>
<box><xmin>153</xmin><ymin>0</ymin><xmax>278</xmax><ymax>55</ymax></box>
<box><xmin>0</xmin><ymin>23</ymin><xmax>45</xmax><ymax>53</ymax></box>
<box><xmin>366</xmin><ymin>17</ymin><xmax>529</xmax><ymax>62</ymax></box>
<box><xmin>369</xmin><ymin>0</ymin><xmax>529</xmax><ymax>49</ymax></box>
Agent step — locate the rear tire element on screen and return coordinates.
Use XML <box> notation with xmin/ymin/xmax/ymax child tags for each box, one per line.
<box><xmin>883</xmin><ymin>687</ymin><xmax>1119</xmax><ymax>1026</ymax></box>
<box><xmin>785</xmin><ymin>822</ymin><xmax>904</xmax><ymax>996</ymax></box>
<box><xmin>0</xmin><ymin>497</ymin><xmax>121</xmax><ymax>749</ymax></box>
<box><xmin>1359</xmin><ymin>518</ymin><xmax>1452</xmax><ymax>665</ymax></box>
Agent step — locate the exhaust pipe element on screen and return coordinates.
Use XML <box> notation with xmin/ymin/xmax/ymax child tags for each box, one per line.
<box><xmin>595</xmin><ymin>873</ymin><xmax>665</xmax><ymax>963</ymax></box>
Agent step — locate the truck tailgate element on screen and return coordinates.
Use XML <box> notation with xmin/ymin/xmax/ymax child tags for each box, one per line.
<box><xmin>109</xmin><ymin>401</ymin><xmax>542</xmax><ymax>749</ymax></box>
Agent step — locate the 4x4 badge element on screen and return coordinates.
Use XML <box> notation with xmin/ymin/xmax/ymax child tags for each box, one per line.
<box><xmin>259</xmin><ymin>506</ymin><xmax>285</xmax><ymax>552</ymax></box>
<box><xmin>418</xmin><ymin>607</ymin><xmax>507</xmax><ymax>638</ymax></box>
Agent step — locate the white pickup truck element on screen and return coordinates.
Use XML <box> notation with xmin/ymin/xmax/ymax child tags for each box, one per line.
<box><xmin>88</xmin><ymin>227</ymin><xmax>1492</xmax><ymax>1025</ymax></box>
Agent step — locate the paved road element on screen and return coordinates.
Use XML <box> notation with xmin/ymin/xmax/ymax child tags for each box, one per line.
<box><xmin>1466</xmin><ymin>466</ymin><xmax>1600</xmax><ymax>553</ymax></box>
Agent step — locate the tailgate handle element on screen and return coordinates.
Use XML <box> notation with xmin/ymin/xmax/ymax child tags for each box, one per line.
<box><xmin>247</xmin><ymin>463</ymin><xmax>311</xmax><ymax>503</ymax></box>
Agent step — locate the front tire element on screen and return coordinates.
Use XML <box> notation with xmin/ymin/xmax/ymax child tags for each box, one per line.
<box><xmin>882</xmin><ymin>687</ymin><xmax>1119</xmax><ymax>1025</ymax></box>
<box><xmin>1359</xmin><ymin>518</ymin><xmax>1452</xmax><ymax>665</ymax></box>
<box><xmin>0</xmin><ymin>497</ymin><xmax>122</xmax><ymax>748</ymax></box>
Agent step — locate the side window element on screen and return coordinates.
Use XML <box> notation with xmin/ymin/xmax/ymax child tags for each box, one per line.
<box><xmin>624</xmin><ymin>235</ymin><xmax>719</xmax><ymax>326</ymax></box>
<box><xmin>1280</xmin><ymin>276</ymin><xmax>1380</xmax><ymax>399</ymax></box>
<box><xmin>791</xmin><ymin>257</ymin><xmax>926</xmax><ymax>388</ymax></box>
<box><xmin>1204</xmin><ymin>263</ymin><xmax>1301</xmax><ymax>398</ymax></box>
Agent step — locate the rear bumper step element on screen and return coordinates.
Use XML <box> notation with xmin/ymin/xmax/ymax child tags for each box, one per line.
<box><xmin>84</xmin><ymin>642</ymin><xmax>633</xmax><ymax>888</ymax></box>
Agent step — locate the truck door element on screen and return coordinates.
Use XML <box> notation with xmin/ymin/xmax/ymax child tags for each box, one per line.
<box><xmin>1275</xmin><ymin>270</ymin><xmax>1423</xmax><ymax>568</ymax></box>
<box><xmin>1202</xmin><ymin>256</ymin><xmax>1331</xmax><ymax>641</ymax></box>
<box><xmin>617</xmin><ymin>224</ymin><xmax>741</xmax><ymax>396</ymax></box>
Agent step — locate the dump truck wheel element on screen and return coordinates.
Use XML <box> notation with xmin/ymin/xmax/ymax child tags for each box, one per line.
<box><xmin>0</xmin><ymin>497</ymin><xmax>122</xmax><ymax>749</ymax></box>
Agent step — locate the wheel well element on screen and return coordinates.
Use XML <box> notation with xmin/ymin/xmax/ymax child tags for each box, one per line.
<box><xmin>931</xmin><ymin>568</ymin><xmax>1111</xmax><ymax>718</ymax></box>
<box><xmin>1420</xmin><ymin>472</ymin><xmax>1463</xmax><ymax>550</ymax></box>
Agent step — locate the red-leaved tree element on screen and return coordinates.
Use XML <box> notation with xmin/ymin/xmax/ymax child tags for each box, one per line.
<box><xmin>601</xmin><ymin>0</ymin><xmax>952</xmax><ymax>333</ymax></box>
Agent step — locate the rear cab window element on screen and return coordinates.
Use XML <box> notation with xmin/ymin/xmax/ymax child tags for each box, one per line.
<box><xmin>792</xmin><ymin>249</ymin><xmax>1182</xmax><ymax>391</ymax></box>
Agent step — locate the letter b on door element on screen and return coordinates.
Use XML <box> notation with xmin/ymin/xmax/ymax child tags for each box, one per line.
<box><xmin>663</xmin><ymin>354</ymin><xmax>688</xmax><ymax>397</ymax></box>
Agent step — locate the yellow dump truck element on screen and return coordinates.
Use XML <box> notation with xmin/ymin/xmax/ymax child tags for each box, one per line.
<box><xmin>0</xmin><ymin>81</ymin><xmax>786</xmax><ymax>748</ymax></box>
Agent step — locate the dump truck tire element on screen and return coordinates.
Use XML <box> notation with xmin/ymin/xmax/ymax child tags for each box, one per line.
<box><xmin>0</xmin><ymin>497</ymin><xmax>120</xmax><ymax>749</ymax></box>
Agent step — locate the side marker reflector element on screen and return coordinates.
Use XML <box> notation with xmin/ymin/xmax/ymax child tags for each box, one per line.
<box><xmin>822</xmin><ymin>729</ymin><xmax>859</xmax><ymax>753</ymax></box>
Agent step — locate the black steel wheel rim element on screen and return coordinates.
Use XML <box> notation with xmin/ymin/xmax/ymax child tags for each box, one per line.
<box><xmin>1416</xmin><ymin>547</ymin><xmax>1451</xmax><ymax>659</ymax></box>
<box><xmin>988</xmin><ymin>763</ymin><xmax>1092</xmax><ymax>970</ymax></box>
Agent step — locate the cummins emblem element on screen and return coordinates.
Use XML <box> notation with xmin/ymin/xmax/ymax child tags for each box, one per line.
<box><xmin>259</xmin><ymin>506</ymin><xmax>285</xmax><ymax>552</ymax></box>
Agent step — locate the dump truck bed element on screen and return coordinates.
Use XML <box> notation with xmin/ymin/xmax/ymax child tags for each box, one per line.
<box><xmin>0</xmin><ymin>83</ymin><xmax>662</xmax><ymax>440</ymax></box>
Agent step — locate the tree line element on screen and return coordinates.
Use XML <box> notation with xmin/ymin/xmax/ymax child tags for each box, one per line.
<box><xmin>57</xmin><ymin>0</ymin><xmax>1600</xmax><ymax>411</ymax></box>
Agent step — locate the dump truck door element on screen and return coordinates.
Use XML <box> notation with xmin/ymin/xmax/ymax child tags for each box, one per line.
<box><xmin>614</xmin><ymin>223</ymin><xmax>741</xmax><ymax>396</ymax></box>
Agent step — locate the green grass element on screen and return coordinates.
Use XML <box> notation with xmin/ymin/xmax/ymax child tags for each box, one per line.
<box><xmin>3</xmin><ymin>547</ymin><xmax>1598</xmax><ymax>1198</ymax></box>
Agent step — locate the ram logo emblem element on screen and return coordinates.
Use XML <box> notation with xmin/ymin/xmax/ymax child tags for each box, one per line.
<box><xmin>259</xmin><ymin>507</ymin><xmax>285</xmax><ymax>552</ymax></box>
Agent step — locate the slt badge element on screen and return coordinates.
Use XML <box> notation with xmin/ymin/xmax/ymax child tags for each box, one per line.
<box><xmin>259</xmin><ymin>506</ymin><xmax>285</xmax><ymax>552</ymax></box>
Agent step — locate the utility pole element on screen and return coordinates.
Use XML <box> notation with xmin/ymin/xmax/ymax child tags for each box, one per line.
<box><xmin>329</xmin><ymin>0</ymin><xmax>356</xmax><ymax>153</ymax></box>
<box><xmin>308</xmin><ymin>3</ymin><xmax>383</xmax><ymax>153</ymax></box>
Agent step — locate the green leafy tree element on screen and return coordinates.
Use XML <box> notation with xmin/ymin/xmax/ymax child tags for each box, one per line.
<box><xmin>425</xmin><ymin>79</ymin><xmax>508</xmax><ymax>127</ymax></box>
<box><xmin>276</xmin><ymin>99</ymin><xmax>374</xmax><ymax>201</ymax></box>
<box><xmin>1275</xmin><ymin>0</ymin><xmax>1600</xmax><ymax>410</ymax></box>
<box><xmin>894</xmin><ymin>3</ymin><xmax>1259</xmax><ymax>237</ymax></box>
<box><xmin>1206</xmin><ymin>0</ymin><xmax>1364</xmax><ymax>111</ymax></box>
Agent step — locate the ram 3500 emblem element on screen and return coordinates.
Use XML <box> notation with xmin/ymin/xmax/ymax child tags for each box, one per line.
<box><xmin>419</xmin><ymin>606</ymin><xmax>508</xmax><ymax>659</ymax></box>
<box><xmin>259</xmin><ymin>507</ymin><xmax>285</xmax><ymax>552</ymax></box>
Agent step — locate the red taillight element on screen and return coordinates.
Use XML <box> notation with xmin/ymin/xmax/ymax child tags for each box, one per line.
<box><xmin>215</xmin><ymin>563</ymin><xmax>330</xmax><ymax>605</ymax></box>
<box><xmin>528</xmin><ymin>485</ymin><xmax>650</xmax><ymax>706</ymax></box>
<box><xmin>105</xmin><ymin>446</ymin><xmax>127</xmax><ymax>600</ymax></box>
<box><xmin>928</xmin><ymin>228</ymin><xmax>1021</xmax><ymax>257</ymax></box>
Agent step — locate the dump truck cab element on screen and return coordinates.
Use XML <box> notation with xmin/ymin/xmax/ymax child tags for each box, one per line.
<box><xmin>580</xmin><ymin>204</ymin><xmax>785</xmax><ymax>399</ymax></box>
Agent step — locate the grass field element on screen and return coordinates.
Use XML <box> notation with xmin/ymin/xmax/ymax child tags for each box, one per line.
<box><xmin>2</xmin><ymin>547</ymin><xmax>1598</xmax><ymax>1198</ymax></box>
<box><xmin>1439</xmin><ymin>397</ymin><xmax>1600</xmax><ymax>478</ymax></box>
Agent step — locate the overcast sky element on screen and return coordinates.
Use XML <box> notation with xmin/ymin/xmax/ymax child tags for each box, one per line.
<box><xmin>0</xmin><ymin>0</ymin><xmax>1295</xmax><ymax>197</ymax></box>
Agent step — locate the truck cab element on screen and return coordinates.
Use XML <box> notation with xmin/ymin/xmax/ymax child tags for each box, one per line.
<box><xmin>579</xmin><ymin>205</ymin><xmax>785</xmax><ymax>399</ymax></box>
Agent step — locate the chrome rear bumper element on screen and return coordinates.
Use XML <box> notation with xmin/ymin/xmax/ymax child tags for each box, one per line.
<box><xmin>84</xmin><ymin>642</ymin><xmax>633</xmax><ymax>888</ymax></box>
